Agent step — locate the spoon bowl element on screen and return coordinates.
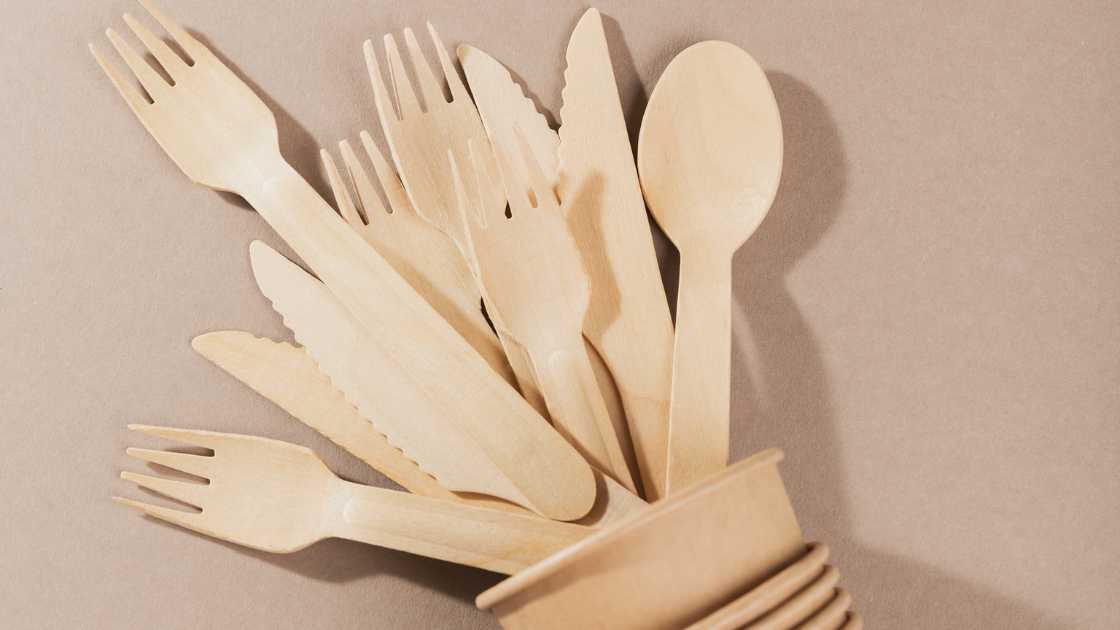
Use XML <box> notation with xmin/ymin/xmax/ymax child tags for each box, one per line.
<box><xmin>637</xmin><ymin>41</ymin><xmax>783</xmax><ymax>493</ymax></box>
<box><xmin>638</xmin><ymin>40</ymin><xmax>782</xmax><ymax>254</ymax></box>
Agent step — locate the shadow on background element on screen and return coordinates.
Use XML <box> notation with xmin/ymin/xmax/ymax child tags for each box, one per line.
<box><xmin>123</xmin><ymin>20</ymin><xmax>1073</xmax><ymax>629</ymax></box>
<box><xmin>143</xmin><ymin>515</ymin><xmax>500</xmax><ymax>602</ymax></box>
<box><xmin>187</xmin><ymin>31</ymin><xmax>332</xmax><ymax>210</ymax></box>
<box><xmin>722</xmin><ymin>72</ymin><xmax>1068</xmax><ymax>629</ymax></box>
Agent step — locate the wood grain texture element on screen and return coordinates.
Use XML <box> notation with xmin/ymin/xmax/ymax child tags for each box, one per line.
<box><xmin>450</xmin><ymin>138</ymin><xmax>637</xmax><ymax>492</ymax></box>
<box><xmin>320</xmin><ymin>134</ymin><xmax>515</xmax><ymax>387</ymax></box>
<box><xmin>363</xmin><ymin>25</ymin><xmax>552</xmax><ymax>422</ymax></box>
<box><xmin>41</xmin><ymin>2</ymin><xmax>1115</xmax><ymax>628</ymax></box>
<box><xmin>191</xmin><ymin>330</ymin><xmax>647</xmax><ymax>528</ymax></box>
<box><xmin>89</xmin><ymin>1</ymin><xmax>596</xmax><ymax>521</ymax></box>
<box><xmin>556</xmin><ymin>9</ymin><xmax>677</xmax><ymax>500</ymax></box>
<box><xmin>638</xmin><ymin>41</ymin><xmax>783</xmax><ymax>494</ymax></box>
<box><xmin>458</xmin><ymin>41</ymin><xmax>643</xmax><ymax>493</ymax></box>
<box><xmin>191</xmin><ymin>331</ymin><xmax>514</xmax><ymax>511</ymax></box>
<box><xmin>249</xmin><ymin>241</ymin><xmax>595</xmax><ymax>520</ymax></box>
<box><xmin>116</xmin><ymin>425</ymin><xmax>590</xmax><ymax>575</ymax></box>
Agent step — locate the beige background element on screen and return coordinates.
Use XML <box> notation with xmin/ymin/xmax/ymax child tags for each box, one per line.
<box><xmin>2</xmin><ymin>1</ymin><xmax>1117</xmax><ymax>628</ymax></box>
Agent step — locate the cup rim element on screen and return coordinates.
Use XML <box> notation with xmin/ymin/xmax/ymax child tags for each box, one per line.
<box><xmin>476</xmin><ymin>448</ymin><xmax>786</xmax><ymax>610</ymax></box>
<box><xmin>682</xmin><ymin>542</ymin><xmax>829</xmax><ymax>629</ymax></box>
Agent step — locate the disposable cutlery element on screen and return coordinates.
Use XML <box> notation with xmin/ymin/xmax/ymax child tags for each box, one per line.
<box><xmin>191</xmin><ymin>330</ymin><xmax>647</xmax><ymax>527</ymax></box>
<box><xmin>321</xmin><ymin>134</ymin><xmax>514</xmax><ymax>386</ymax></box>
<box><xmin>451</xmin><ymin>137</ymin><xmax>637</xmax><ymax>492</ymax></box>
<box><xmin>191</xmin><ymin>331</ymin><xmax>517</xmax><ymax>512</ymax></box>
<box><xmin>117</xmin><ymin>425</ymin><xmax>589</xmax><ymax>574</ymax></box>
<box><xmin>249</xmin><ymin>240</ymin><xmax>594</xmax><ymax>518</ymax></box>
<box><xmin>555</xmin><ymin>9</ymin><xmax>677</xmax><ymax>500</ymax></box>
<box><xmin>90</xmin><ymin>0</ymin><xmax>595</xmax><ymax>520</ymax></box>
<box><xmin>638</xmin><ymin>41</ymin><xmax>783</xmax><ymax>493</ymax></box>
<box><xmin>458</xmin><ymin>43</ymin><xmax>640</xmax><ymax>490</ymax></box>
<box><xmin>457</xmin><ymin>45</ymin><xmax>559</xmax><ymax>202</ymax></box>
<box><xmin>363</xmin><ymin>26</ymin><xmax>549</xmax><ymax>418</ymax></box>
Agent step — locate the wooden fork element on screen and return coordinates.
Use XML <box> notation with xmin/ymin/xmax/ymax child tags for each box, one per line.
<box><xmin>117</xmin><ymin>425</ymin><xmax>589</xmax><ymax>574</ymax></box>
<box><xmin>451</xmin><ymin>137</ymin><xmax>637</xmax><ymax>492</ymax></box>
<box><xmin>363</xmin><ymin>25</ymin><xmax>551</xmax><ymax>420</ymax></box>
<box><xmin>320</xmin><ymin>133</ymin><xmax>514</xmax><ymax>386</ymax></box>
<box><xmin>89</xmin><ymin>1</ymin><xmax>596</xmax><ymax>521</ymax></box>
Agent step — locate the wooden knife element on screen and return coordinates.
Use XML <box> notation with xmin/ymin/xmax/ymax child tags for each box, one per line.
<box><xmin>247</xmin><ymin>240</ymin><xmax>595</xmax><ymax>521</ymax></box>
<box><xmin>550</xmin><ymin>9</ymin><xmax>681</xmax><ymax>499</ymax></box>
<box><xmin>191</xmin><ymin>329</ymin><xmax>646</xmax><ymax>526</ymax></box>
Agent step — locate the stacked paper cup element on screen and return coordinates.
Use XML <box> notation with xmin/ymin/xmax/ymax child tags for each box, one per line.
<box><xmin>478</xmin><ymin>450</ymin><xmax>859</xmax><ymax>629</ymax></box>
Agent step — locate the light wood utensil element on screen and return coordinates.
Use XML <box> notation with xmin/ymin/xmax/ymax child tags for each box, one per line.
<box><xmin>363</xmin><ymin>25</ymin><xmax>548</xmax><ymax>419</ymax></box>
<box><xmin>90</xmin><ymin>2</ymin><xmax>596</xmax><ymax>521</ymax></box>
<box><xmin>554</xmin><ymin>9</ymin><xmax>678</xmax><ymax>500</ymax></box>
<box><xmin>116</xmin><ymin>425</ymin><xmax>589</xmax><ymax>575</ymax></box>
<box><xmin>248</xmin><ymin>240</ymin><xmax>594</xmax><ymax>519</ymax></box>
<box><xmin>191</xmin><ymin>331</ymin><xmax>513</xmax><ymax>512</ymax></box>
<box><xmin>457</xmin><ymin>44</ymin><xmax>559</xmax><ymax>205</ymax></box>
<box><xmin>477</xmin><ymin>449</ymin><xmax>805</xmax><ymax>630</ymax></box>
<box><xmin>451</xmin><ymin>138</ymin><xmax>637</xmax><ymax>493</ymax></box>
<box><xmin>637</xmin><ymin>41</ymin><xmax>783</xmax><ymax>494</ymax></box>
<box><xmin>190</xmin><ymin>330</ymin><xmax>647</xmax><ymax>528</ymax></box>
<box><xmin>457</xmin><ymin>42</ymin><xmax>642</xmax><ymax>493</ymax></box>
<box><xmin>321</xmin><ymin>133</ymin><xmax>514</xmax><ymax>386</ymax></box>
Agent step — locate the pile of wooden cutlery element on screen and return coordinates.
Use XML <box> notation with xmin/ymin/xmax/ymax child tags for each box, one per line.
<box><xmin>96</xmin><ymin>0</ymin><xmax>784</xmax><ymax>581</ymax></box>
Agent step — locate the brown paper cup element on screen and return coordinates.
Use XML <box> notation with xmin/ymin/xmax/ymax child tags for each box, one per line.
<box><xmin>478</xmin><ymin>449</ymin><xmax>855</xmax><ymax>629</ymax></box>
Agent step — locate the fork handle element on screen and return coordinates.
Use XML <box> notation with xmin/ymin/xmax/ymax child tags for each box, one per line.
<box><xmin>535</xmin><ymin>341</ymin><xmax>638</xmax><ymax>493</ymax></box>
<box><xmin>242</xmin><ymin>158</ymin><xmax>372</xmax><ymax>281</ymax></box>
<box><xmin>335</xmin><ymin>482</ymin><xmax>590</xmax><ymax>574</ymax></box>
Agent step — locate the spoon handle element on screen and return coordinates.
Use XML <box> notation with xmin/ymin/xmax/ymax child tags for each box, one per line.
<box><xmin>666</xmin><ymin>253</ymin><xmax>733</xmax><ymax>494</ymax></box>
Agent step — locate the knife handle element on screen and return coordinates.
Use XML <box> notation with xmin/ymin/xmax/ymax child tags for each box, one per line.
<box><xmin>336</xmin><ymin>481</ymin><xmax>589</xmax><ymax>575</ymax></box>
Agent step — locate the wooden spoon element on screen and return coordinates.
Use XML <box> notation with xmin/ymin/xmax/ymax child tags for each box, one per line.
<box><xmin>638</xmin><ymin>41</ymin><xmax>783</xmax><ymax>493</ymax></box>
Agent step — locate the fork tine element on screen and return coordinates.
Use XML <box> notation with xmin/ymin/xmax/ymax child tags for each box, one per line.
<box><xmin>128</xmin><ymin>424</ymin><xmax>223</xmax><ymax>450</ymax></box>
<box><xmin>488</xmin><ymin>138</ymin><xmax>530</xmax><ymax>217</ymax></box>
<box><xmin>403</xmin><ymin>28</ymin><xmax>447</xmax><ymax>109</ymax></box>
<box><xmin>426</xmin><ymin>23</ymin><xmax>470</xmax><ymax>103</ymax></box>
<box><xmin>359</xmin><ymin>131</ymin><xmax>412</xmax><ymax>215</ymax></box>
<box><xmin>122</xmin><ymin>13</ymin><xmax>188</xmax><ymax>81</ymax></box>
<box><xmin>121</xmin><ymin>471</ymin><xmax>208</xmax><ymax>508</ymax></box>
<box><xmin>364</xmin><ymin>39</ymin><xmax>399</xmax><ymax>123</ymax></box>
<box><xmin>137</xmin><ymin>0</ymin><xmax>204</xmax><ymax>61</ymax></box>
<box><xmin>126</xmin><ymin>447</ymin><xmax>212</xmax><ymax>479</ymax></box>
<box><xmin>321</xmin><ymin>149</ymin><xmax>364</xmax><ymax>228</ymax></box>
<box><xmin>89</xmin><ymin>43</ymin><xmax>150</xmax><ymax>113</ymax></box>
<box><xmin>106</xmin><ymin>28</ymin><xmax>171</xmax><ymax>101</ymax></box>
<box><xmin>384</xmin><ymin>34</ymin><xmax>422</xmax><ymax>117</ymax></box>
<box><xmin>470</xmin><ymin>139</ymin><xmax>511</xmax><ymax>221</ymax></box>
<box><xmin>113</xmin><ymin>496</ymin><xmax>203</xmax><ymax>529</ymax></box>
<box><xmin>514</xmin><ymin>127</ymin><xmax>559</xmax><ymax>208</ymax></box>
<box><xmin>340</xmin><ymin>139</ymin><xmax>389</xmax><ymax>223</ymax></box>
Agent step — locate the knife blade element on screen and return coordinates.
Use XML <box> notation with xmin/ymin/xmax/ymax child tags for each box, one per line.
<box><xmin>247</xmin><ymin>240</ymin><xmax>595</xmax><ymax>521</ymax></box>
<box><xmin>192</xmin><ymin>330</ymin><xmax>648</xmax><ymax>527</ymax></box>
<box><xmin>190</xmin><ymin>330</ymin><xmax>520</xmax><ymax>510</ymax></box>
<box><xmin>458</xmin><ymin>43</ymin><xmax>643</xmax><ymax>493</ymax></box>
<box><xmin>556</xmin><ymin>8</ymin><xmax>677</xmax><ymax>500</ymax></box>
<box><xmin>458</xmin><ymin>44</ymin><xmax>560</xmax><ymax>196</ymax></box>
